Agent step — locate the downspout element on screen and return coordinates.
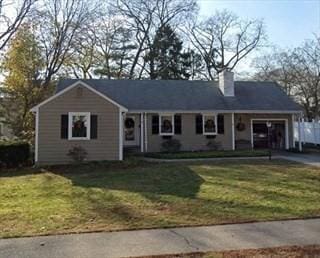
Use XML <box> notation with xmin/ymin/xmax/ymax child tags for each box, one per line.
<box><xmin>119</xmin><ymin>110</ymin><xmax>124</xmax><ymax>160</ymax></box>
<box><xmin>35</xmin><ymin>109</ymin><xmax>39</xmax><ymax>163</ymax></box>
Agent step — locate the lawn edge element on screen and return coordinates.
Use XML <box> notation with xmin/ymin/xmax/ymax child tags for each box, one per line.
<box><xmin>132</xmin><ymin>244</ymin><xmax>320</xmax><ymax>258</ymax></box>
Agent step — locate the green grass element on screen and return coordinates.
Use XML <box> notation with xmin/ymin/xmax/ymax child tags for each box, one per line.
<box><xmin>144</xmin><ymin>149</ymin><xmax>269</xmax><ymax>159</ymax></box>
<box><xmin>0</xmin><ymin>159</ymin><xmax>320</xmax><ymax>238</ymax></box>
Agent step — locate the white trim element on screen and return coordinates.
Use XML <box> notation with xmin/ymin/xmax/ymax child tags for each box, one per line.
<box><xmin>202</xmin><ymin>113</ymin><xmax>217</xmax><ymax>135</ymax></box>
<box><xmin>119</xmin><ymin>111</ymin><xmax>124</xmax><ymax>160</ymax></box>
<box><xmin>298</xmin><ymin>116</ymin><xmax>302</xmax><ymax>151</ymax></box>
<box><xmin>144</xmin><ymin>112</ymin><xmax>148</xmax><ymax>152</ymax></box>
<box><xmin>231</xmin><ymin>113</ymin><xmax>235</xmax><ymax>150</ymax></box>
<box><xmin>250</xmin><ymin>118</ymin><xmax>289</xmax><ymax>150</ymax></box>
<box><xmin>68</xmin><ymin>112</ymin><xmax>91</xmax><ymax>140</ymax></box>
<box><xmin>129</xmin><ymin>109</ymin><xmax>302</xmax><ymax>114</ymax></box>
<box><xmin>140</xmin><ymin>113</ymin><xmax>144</xmax><ymax>152</ymax></box>
<box><xmin>159</xmin><ymin>113</ymin><xmax>175</xmax><ymax>136</ymax></box>
<box><xmin>250</xmin><ymin>120</ymin><xmax>254</xmax><ymax>149</ymax></box>
<box><xmin>291</xmin><ymin>114</ymin><xmax>295</xmax><ymax>148</ymax></box>
<box><xmin>285</xmin><ymin>119</ymin><xmax>289</xmax><ymax>149</ymax></box>
<box><xmin>35</xmin><ymin>111</ymin><xmax>39</xmax><ymax>162</ymax></box>
<box><xmin>30</xmin><ymin>80</ymin><xmax>128</xmax><ymax>112</ymax></box>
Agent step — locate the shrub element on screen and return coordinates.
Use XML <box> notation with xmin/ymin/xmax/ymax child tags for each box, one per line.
<box><xmin>67</xmin><ymin>146</ymin><xmax>88</xmax><ymax>163</ymax></box>
<box><xmin>207</xmin><ymin>140</ymin><xmax>222</xmax><ymax>150</ymax></box>
<box><xmin>161</xmin><ymin>139</ymin><xmax>181</xmax><ymax>152</ymax></box>
<box><xmin>0</xmin><ymin>141</ymin><xmax>30</xmax><ymax>167</ymax></box>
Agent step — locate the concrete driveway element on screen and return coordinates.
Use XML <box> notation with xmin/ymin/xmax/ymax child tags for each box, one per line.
<box><xmin>0</xmin><ymin>218</ymin><xmax>320</xmax><ymax>258</ymax></box>
<box><xmin>276</xmin><ymin>152</ymin><xmax>320</xmax><ymax>167</ymax></box>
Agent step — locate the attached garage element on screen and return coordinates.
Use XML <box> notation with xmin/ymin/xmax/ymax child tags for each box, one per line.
<box><xmin>251</xmin><ymin>119</ymin><xmax>289</xmax><ymax>150</ymax></box>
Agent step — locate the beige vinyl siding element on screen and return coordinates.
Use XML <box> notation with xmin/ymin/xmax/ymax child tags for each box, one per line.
<box><xmin>146</xmin><ymin>113</ymin><xmax>233</xmax><ymax>152</ymax></box>
<box><xmin>38</xmin><ymin>84</ymin><xmax>120</xmax><ymax>165</ymax></box>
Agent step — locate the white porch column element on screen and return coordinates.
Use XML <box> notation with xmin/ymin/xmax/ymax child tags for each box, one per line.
<box><xmin>140</xmin><ymin>113</ymin><xmax>144</xmax><ymax>152</ymax></box>
<box><xmin>231</xmin><ymin>113</ymin><xmax>235</xmax><ymax>150</ymax></box>
<box><xmin>144</xmin><ymin>112</ymin><xmax>148</xmax><ymax>152</ymax></box>
<box><xmin>285</xmin><ymin>119</ymin><xmax>289</xmax><ymax>150</ymax></box>
<box><xmin>298</xmin><ymin>115</ymin><xmax>302</xmax><ymax>152</ymax></box>
<box><xmin>291</xmin><ymin>114</ymin><xmax>295</xmax><ymax>148</ymax></box>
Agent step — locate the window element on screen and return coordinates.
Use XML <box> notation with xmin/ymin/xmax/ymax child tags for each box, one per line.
<box><xmin>203</xmin><ymin>114</ymin><xmax>217</xmax><ymax>135</ymax></box>
<box><xmin>159</xmin><ymin>114</ymin><xmax>174</xmax><ymax>135</ymax></box>
<box><xmin>68</xmin><ymin>112</ymin><xmax>90</xmax><ymax>140</ymax></box>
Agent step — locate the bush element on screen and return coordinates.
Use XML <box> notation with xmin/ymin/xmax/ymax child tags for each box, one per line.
<box><xmin>0</xmin><ymin>141</ymin><xmax>30</xmax><ymax>167</ymax></box>
<box><xmin>207</xmin><ymin>140</ymin><xmax>222</xmax><ymax>150</ymax></box>
<box><xmin>67</xmin><ymin>145</ymin><xmax>88</xmax><ymax>163</ymax></box>
<box><xmin>161</xmin><ymin>139</ymin><xmax>181</xmax><ymax>152</ymax></box>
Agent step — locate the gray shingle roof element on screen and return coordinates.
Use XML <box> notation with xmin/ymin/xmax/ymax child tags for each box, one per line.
<box><xmin>57</xmin><ymin>79</ymin><xmax>302</xmax><ymax>112</ymax></box>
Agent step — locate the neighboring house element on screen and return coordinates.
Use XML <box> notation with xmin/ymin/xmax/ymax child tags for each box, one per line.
<box><xmin>31</xmin><ymin>71</ymin><xmax>302</xmax><ymax>165</ymax></box>
<box><xmin>0</xmin><ymin>118</ymin><xmax>13</xmax><ymax>140</ymax></box>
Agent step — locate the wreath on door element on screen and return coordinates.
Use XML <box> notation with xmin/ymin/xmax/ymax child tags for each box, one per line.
<box><xmin>125</xmin><ymin>118</ymin><xmax>135</xmax><ymax>129</ymax></box>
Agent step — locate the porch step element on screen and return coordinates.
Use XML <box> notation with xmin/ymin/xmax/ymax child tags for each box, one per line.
<box><xmin>124</xmin><ymin>146</ymin><xmax>140</xmax><ymax>154</ymax></box>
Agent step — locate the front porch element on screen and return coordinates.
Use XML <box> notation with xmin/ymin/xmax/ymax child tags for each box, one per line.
<box><xmin>122</xmin><ymin>112</ymin><xmax>298</xmax><ymax>154</ymax></box>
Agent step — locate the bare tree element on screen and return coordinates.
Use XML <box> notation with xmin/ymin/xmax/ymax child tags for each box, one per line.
<box><xmin>34</xmin><ymin>0</ymin><xmax>97</xmax><ymax>86</ymax></box>
<box><xmin>188</xmin><ymin>10</ymin><xmax>265</xmax><ymax>80</ymax></box>
<box><xmin>253</xmin><ymin>49</ymin><xmax>296</xmax><ymax>96</ymax></box>
<box><xmin>94</xmin><ymin>15</ymin><xmax>136</xmax><ymax>79</ymax></box>
<box><xmin>64</xmin><ymin>26</ymin><xmax>98</xmax><ymax>79</ymax></box>
<box><xmin>112</xmin><ymin>0</ymin><xmax>197</xmax><ymax>79</ymax></box>
<box><xmin>254</xmin><ymin>36</ymin><xmax>320</xmax><ymax>119</ymax></box>
<box><xmin>0</xmin><ymin>0</ymin><xmax>35</xmax><ymax>50</ymax></box>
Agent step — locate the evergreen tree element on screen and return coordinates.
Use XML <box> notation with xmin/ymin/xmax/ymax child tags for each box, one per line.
<box><xmin>146</xmin><ymin>25</ymin><xmax>191</xmax><ymax>80</ymax></box>
<box><xmin>0</xmin><ymin>24</ymin><xmax>47</xmax><ymax>141</ymax></box>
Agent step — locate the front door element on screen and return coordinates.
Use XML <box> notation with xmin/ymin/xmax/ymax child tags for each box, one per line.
<box><xmin>124</xmin><ymin>115</ymin><xmax>139</xmax><ymax>146</ymax></box>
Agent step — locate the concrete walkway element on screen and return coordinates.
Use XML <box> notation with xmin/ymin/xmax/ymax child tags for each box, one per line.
<box><xmin>145</xmin><ymin>153</ymin><xmax>320</xmax><ymax>168</ymax></box>
<box><xmin>1</xmin><ymin>219</ymin><xmax>320</xmax><ymax>258</ymax></box>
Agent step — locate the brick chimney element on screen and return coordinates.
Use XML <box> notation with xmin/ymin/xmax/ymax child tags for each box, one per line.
<box><xmin>219</xmin><ymin>70</ymin><xmax>234</xmax><ymax>97</ymax></box>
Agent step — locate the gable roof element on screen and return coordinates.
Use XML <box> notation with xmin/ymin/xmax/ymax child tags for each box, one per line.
<box><xmin>31</xmin><ymin>80</ymin><xmax>128</xmax><ymax>112</ymax></box>
<box><xmin>56</xmin><ymin>79</ymin><xmax>302</xmax><ymax>113</ymax></box>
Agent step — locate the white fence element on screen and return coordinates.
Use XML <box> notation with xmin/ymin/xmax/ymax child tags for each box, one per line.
<box><xmin>294</xmin><ymin>120</ymin><xmax>320</xmax><ymax>144</ymax></box>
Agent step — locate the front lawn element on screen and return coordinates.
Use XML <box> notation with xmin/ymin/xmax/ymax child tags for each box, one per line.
<box><xmin>1</xmin><ymin>159</ymin><xmax>320</xmax><ymax>238</ymax></box>
<box><xmin>144</xmin><ymin>149</ymin><xmax>269</xmax><ymax>159</ymax></box>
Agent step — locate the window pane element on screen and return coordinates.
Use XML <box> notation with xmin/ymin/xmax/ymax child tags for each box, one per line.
<box><xmin>161</xmin><ymin>116</ymin><xmax>173</xmax><ymax>133</ymax></box>
<box><xmin>204</xmin><ymin>116</ymin><xmax>216</xmax><ymax>133</ymax></box>
<box><xmin>72</xmin><ymin>115</ymin><xmax>87</xmax><ymax>137</ymax></box>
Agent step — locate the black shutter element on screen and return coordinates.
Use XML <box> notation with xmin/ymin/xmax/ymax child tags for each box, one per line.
<box><xmin>61</xmin><ymin>114</ymin><xmax>68</xmax><ymax>139</ymax></box>
<box><xmin>174</xmin><ymin>115</ymin><xmax>182</xmax><ymax>134</ymax></box>
<box><xmin>195</xmin><ymin>114</ymin><xmax>203</xmax><ymax>134</ymax></box>
<box><xmin>152</xmin><ymin>115</ymin><xmax>159</xmax><ymax>134</ymax></box>
<box><xmin>90</xmin><ymin>115</ymin><xmax>98</xmax><ymax>139</ymax></box>
<box><xmin>217</xmin><ymin>114</ymin><xmax>224</xmax><ymax>134</ymax></box>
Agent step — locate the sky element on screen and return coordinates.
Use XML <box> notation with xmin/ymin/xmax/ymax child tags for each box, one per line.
<box><xmin>198</xmin><ymin>0</ymin><xmax>320</xmax><ymax>49</ymax></box>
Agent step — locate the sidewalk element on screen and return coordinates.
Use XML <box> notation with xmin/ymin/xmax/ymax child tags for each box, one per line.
<box><xmin>1</xmin><ymin>218</ymin><xmax>319</xmax><ymax>258</ymax></box>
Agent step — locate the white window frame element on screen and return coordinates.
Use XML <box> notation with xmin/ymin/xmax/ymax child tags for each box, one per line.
<box><xmin>68</xmin><ymin>112</ymin><xmax>91</xmax><ymax>140</ymax></box>
<box><xmin>202</xmin><ymin>113</ymin><xmax>217</xmax><ymax>135</ymax></box>
<box><xmin>159</xmin><ymin>113</ymin><xmax>175</xmax><ymax>136</ymax></box>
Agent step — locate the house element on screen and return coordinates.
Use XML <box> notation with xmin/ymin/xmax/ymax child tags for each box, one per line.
<box><xmin>0</xmin><ymin>117</ymin><xmax>13</xmax><ymax>140</ymax></box>
<box><xmin>31</xmin><ymin>71</ymin><xmax>302</xmax><ymax>165</ymax></box>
